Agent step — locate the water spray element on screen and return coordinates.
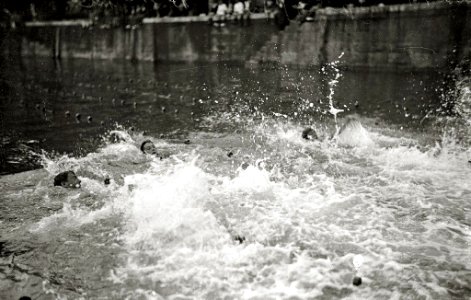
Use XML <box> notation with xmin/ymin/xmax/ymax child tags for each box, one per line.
<box><xmin>323</xmin><ymin>52</ymin><xmax>345</xmax><ymax>136</ymax></box>
<box><xmin>352</xmin><ymin>254</ymin><xmax>364</xmax><ymax>286</ymax></box>
<box><xmin>327</xmin><ymin>52</ymin><xmax>345</xmax><ymax>118</ymax></box>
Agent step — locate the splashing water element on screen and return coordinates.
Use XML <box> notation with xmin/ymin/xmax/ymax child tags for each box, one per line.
<box><xmin>325</xmin><ymin>52</ymin><xmax>345</xmax><ymax>122</ymax></box>
<box><xmin>335</xmin><ymin>116</ymin><xmax>373</xmax><ymax>147</ymax></box>
<box><xmin>1</xmin><ymin>113</ymin><xmax>470</xmax><ymax>299</ymax></box>
<box><xmin>453</xmin><ymin>78</ymin><xmax>471</xmax><ymax>124</ymax></box>
<box><xmin>0</xmin><ymin>57</ymin><xmax>470</xmax><ymax>299</ymax></box>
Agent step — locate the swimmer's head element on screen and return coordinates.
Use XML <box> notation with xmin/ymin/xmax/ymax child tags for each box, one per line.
<box><xmin>302</xmin><ymin>127</ymin><xmax>317</xmax><ymax>140</ymax></box>
<box><xmin>54</xmin><ymin>171</ymin><xmax>81</xmax><ymax>189</ymax></box>
<box><xmin>109</xmin><ymin>132</ymin><xmax>126</xmax><ymax>144</ymax></box>
<box><xmin>140</xmin><ymin>140</ymin><xmax>158</xmax><ymax>155</ymax></box>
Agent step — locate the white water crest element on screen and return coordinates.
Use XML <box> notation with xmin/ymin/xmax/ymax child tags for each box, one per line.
<box><xmin>335</xmin><ymin>116</ymin><xmax>374</xmax><ymax>147</ymax></box>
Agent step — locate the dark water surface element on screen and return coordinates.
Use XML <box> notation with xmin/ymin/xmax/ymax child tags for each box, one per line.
<box><xmin>1</xmin><ymin>57</ymin><xmax>470</xmax><ymax>300</ymax></box>
<box><xmin>1</xmin><ymin>57</ymin><xmax>445</xmax><ymax>174</ymax></box>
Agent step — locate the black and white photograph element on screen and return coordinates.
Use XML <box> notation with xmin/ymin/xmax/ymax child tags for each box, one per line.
<box><xmin>0</xmin><ymin>0</ymin><xmax>470</xmax><ymax>299</ymax></box>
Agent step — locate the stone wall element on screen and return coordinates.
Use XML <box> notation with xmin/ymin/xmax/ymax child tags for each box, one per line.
<box><xmin>1</xmin><ymin>2</ymin><xmax>470</xmax><ymax>70</ymax></box>
<box><xmin>252</xmin><ymin>1</ymin><xmax>471</xmax><ymax>69</ymax></box>
<box><xmin>0</xmin><ymin>14</ymin><xmax>276</xmax><ymax>63</ymax></box>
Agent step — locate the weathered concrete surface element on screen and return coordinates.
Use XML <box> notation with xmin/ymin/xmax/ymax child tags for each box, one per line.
<box><xmin>1</xmin><ymin>2</ymin><xmax>470</xmax><ymax>69</ymax></box>
<box><xmin>253</xmin><ymin>1</ymin><xmax>471</xmax><ymax>69</ymax></box>
<box><xmin>0</xmin><ymin>13</ymin><xmax>275</xmax><ymax>63</ymax></box>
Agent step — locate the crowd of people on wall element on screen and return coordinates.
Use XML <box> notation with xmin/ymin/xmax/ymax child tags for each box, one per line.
<box><xmin>210</xmin><ymin>0</ymin><xmax>252</xmax><ymax>26</ymax></box>
<box><xmin>86</xmin><ymin>0</ymin><xmax>436</xmax><ymax>25</ymax></box>
<box><xmin>1</xmin><ymin>0</ymin><xmax>439</xmax><ymax>29</ymax></box>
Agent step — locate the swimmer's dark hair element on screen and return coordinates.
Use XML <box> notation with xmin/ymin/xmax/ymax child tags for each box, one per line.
<box><xmin>302</xmin><ymin>127</ymin><xmax>317</xmax><ymax>140</ymax></box>
<box><xmin>140</xmin><ymin>140</ymin><xmax>153</xmax><ymax>153</ymax></box>
<box><xmin>54</xmin><ymin>171</ymin><xmax>75</xmax><ymax>186</ymax></box>
<box><xmin>109</xmin><ymin>132</ymin><xmax>125</xmax><ymax>143</ymax></box>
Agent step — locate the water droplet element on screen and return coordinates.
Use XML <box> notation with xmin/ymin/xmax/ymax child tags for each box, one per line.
<box><xmin>353</xmin><ymin>254</ymin><xmax>364</xmax><ymax>270</ymax></box>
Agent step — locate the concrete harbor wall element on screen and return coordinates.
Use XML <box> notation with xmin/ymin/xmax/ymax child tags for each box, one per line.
<box><xmin>1</xmin><ymin>1</ymin><xmax>470</xmax><ymax>69</ymax></box>
<box><xmin>261</xmin><ymin>1</ymin><xmax>471</xmax><ymax>70</ymax></box>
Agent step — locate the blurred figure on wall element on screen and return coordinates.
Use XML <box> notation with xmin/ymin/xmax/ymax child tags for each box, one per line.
<box><xmin>2</xmin><ymin>8</ymin><xmax>23</xmax><ymax>29</ymax></box>
<box><xmin>227</xmin><ymin>0</ymin><xmax>234</xmax><ymax>20</ymax></box>
<box><xmin>296</xmin><ymin>0</ymin><xmax>319</xmax><ymax>23</ymax></box>
<box><xmin>264</xmin><ymin>0</ymin><xmax>276</xmax><ymax>15</ymax></box>
<box><xmin>233</xmin><ymin>0</ymin><xmax>245</xmax><ymax>24</ymax></box>
<box><xmin>243</xmin><ymin>0</ymin><xmax>251</xmax><ymax>25</ymax></box>
<box><xmin>273</xmin><ymin>0</ymin><xmax>289</xmax><ymax>30</ymax></box>
<box><xmin>214</xmin><ymin>0</ymin><xmax>229</xmax><ymax>26</ymax></box>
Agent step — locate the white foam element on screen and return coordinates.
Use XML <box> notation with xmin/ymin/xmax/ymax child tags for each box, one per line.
<box><xmin>20</xmin><ymin>116</ymin><xmax>471</xmax><ymax>299</ymax></box>
<box><xmin>336</xmin><ymin>119</ymin><xmax>374</xmax><ymax>147</ymax></box>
